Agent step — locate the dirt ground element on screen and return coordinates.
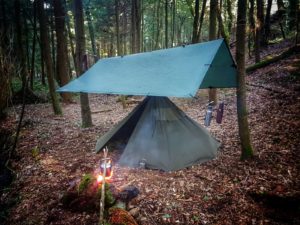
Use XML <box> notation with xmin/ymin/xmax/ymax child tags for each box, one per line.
<box><xmin>1</xmin><ymin>42</ymin><xmax>299</xmax><ymax>225</ymax></box>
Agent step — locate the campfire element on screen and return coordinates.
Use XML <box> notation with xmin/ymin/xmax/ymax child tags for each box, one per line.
<box><xmin>97</xmin><ymin>158</ymin><xmax>113</xmax><ymax>183</ymax></box>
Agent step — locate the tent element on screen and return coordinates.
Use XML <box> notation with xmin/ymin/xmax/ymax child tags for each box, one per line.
<box><xmin>58</xmin><ymin>39</ymin><xmax>237</xmax><ymax>97</ymax></box>
<box><xmin>58</xmin><ymin>39</ymin><xmax>237</xmax><ymax>171</ymax></box>
<box><xmin>96</xmin><ymin>97</ymin><xmax>220</xmax><ymax>171</ymax></box>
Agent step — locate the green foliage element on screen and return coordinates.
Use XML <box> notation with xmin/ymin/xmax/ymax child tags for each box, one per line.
<box><xmin>97</xmin><ymin>183</ymin><xmax>116</xmax><ymax>206</ymax></box>
<box><xmin>11</xmin><ymin>78</ymin><xmax>49</xmax><ymax>95</ymax></box>
<box><xmin>78</xmin><ymin>173</ymin><xmax>95</xmax><ymax>193</ymax></box>
<box><xmin>31</xmin><ymin>146</ymin><xmax>39</xmax><ymax>160</ymax></box>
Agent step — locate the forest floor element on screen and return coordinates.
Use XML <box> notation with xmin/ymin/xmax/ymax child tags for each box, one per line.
<box><xmin>1</xmin><ymin>40</ymin><xmax>300</xmax><ymax>225</ymax></box>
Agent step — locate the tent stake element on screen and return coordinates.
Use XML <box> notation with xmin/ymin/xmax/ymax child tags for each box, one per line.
<box><xmin>99</xmin><ymin>147</ymin><xmax>108</xmax><ymax>225</ymax></box>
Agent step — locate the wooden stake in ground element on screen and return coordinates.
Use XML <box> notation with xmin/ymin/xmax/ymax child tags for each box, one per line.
<box><xmin>99</xmin><ymin>147</ymin><xmax>108</xmax><ymax>225</ymax></box>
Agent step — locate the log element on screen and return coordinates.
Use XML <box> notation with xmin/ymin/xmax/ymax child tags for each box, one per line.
<box><xmin>246</xmin><ymin>45</ymin><xmax>300</xmax><ymax>73</ymax></box>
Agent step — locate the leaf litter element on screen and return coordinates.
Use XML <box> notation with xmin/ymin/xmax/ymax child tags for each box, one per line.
<box><xmin>1</xmin><ymin>42</ymin><xmax>300</xmax><ymax>225</ymax></box>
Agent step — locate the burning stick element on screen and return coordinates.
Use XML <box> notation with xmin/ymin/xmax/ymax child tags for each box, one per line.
<box><xmin>99</xmin><ymin>147</ymin><xmax>108</xmax><ymax>225</ymax></box>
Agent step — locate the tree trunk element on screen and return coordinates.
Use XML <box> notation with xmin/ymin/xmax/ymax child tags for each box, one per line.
<box><xmin>209</xmin><ymin>0</ymin><xmax>218</xmax><ymax>104</ymax></box>
<box><xmin>192</xmin><ymin>0</ymin><xmax>200</xmax><ymax>44</ymax></box>
<box><xmin>236</xmin><ymin>0</ymin><xmax>254</xmax><ymax>159</ymax></box>
<box><xmin>255</xmin><ymin>0</ymin><xmax>264</xmax><ymax>62</ymax></box>
<box><xmin>0</xmin><ymin>0</ymin><xmax>8</xmax><ymax>48</ymax></box>
<box><xmin>276</xmin><ymin>0</ymin><xmax>286</xmax><ymax>39</ymax></box>
<box><xmin>37</xmin><ymin>0</ymin><xmax>62</xmax><ymax>115</ymax></box>
<box><xmin>226</xmin><ymin>0</ymin><xmax>233</xmax><ymax>35</ymax></box>
<box><xmin>197</xmin><ymin>0</ymin><xmax>207</xmax><ymax>41</ymax></box>
<box><xmin>165</xmin><ymin>0</ymin><xmax>168</xmax><ymax>48</ymax></box>
<box><xmin>248</xmin><ymin>0</ymin><xmax>255</xmax><ymax>57</ymax></box>
<box><xmin>171</xmin><ymin>0</ymin><xmax>176</xmax><ymax>46</ymax></box>
<box><xmin>131</xmin><ymin>0</ymin><xmax>141</xmax><ymax>53</ymax></box>
<box><xmin>264</xmin><ymin>0</ymin><xmax>272</xmax><ymax>45</ymax></box>
<box><xmin>288</xmin><ymin>0</ymin><xmax>298</xmax><ymax>31</ymax></box>
<box><xmin>30</xmin><ymin>0</ymin><xmax>37</xmax><ymax>90</ymax></box>
<box><xmin>217</xmin><ymin>5</ymin><xmax>229</xmax><ymax>44</ymax></box>
<box><xmin>86</xmin><ymin>6</ymin><xmax>99</xmax><ymax>61</ymax></box>
<box><xmin>115</xmin><ymin>0</ymin><xmax>122</xmax><ymax>55</ymax></box>
<box><xmin>50</xmin><ymin>11</ymin><xmax>56</xmax><ymax>80</ymax></box>
<box><xmin>53</xmin><ymin>0</ymin><xmax>72</xmax><ymax>103</ymax></box>
<box><xmin>0</xmin><ymin>45</ymin><xmax>10</xmax><ymax>119</ymax></box>
<box><xmin>74</xmin><ymin>0</ymin><xmax>93</xmax><ymax>128</ymax></box>
<box><xmin>65</xmin><ymin>1</ymin><xmax>77</xmax><ymax>72</ymax></box>
<box><xmin>14</xmin><ymin>0</ymin><xmax>28</xmax><ymax>88</ymax></box>
<box><xmin>155</xmin><ymin>0</ymin><xmax>162</xmax><ymax>49</ymax></box>
<box><xmin>40</xmin><ymin>44</ymin><xmax>46</xmax><ymax>86</ymax></box>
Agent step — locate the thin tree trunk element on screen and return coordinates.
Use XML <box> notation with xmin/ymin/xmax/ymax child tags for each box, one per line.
<box><xmin>123</xmin><ymin>11</ymin><xmax>128</xmax><ymax>55</ymax></box>
<box><xmin>249</xmin><ymin>0</ymin><xmax>255</xmax><ymax>56</ymax></box>
<box><xmin>209</xmin><ymin>0</ymin><xmax>218</xmax><ymax>104</ymax></box>
<box><xmin>192</xmin><ymin>0</ymin><xmax>200</xmax><ymax>44</ymax></box>
<box><xmin>0</xmin><ymin>0</ymin><xmax>8</xmax><ymax>48</ymax></box>
<box><xmin>276</xmin><ymin>0</ymin><xmax>286</xmax><ymax>39</ymax></box>
<box><xmin>53</xmin><ymin>0</ymin><xmax>72</xmax><ymax>103</ymax></box>
<box><xmin>171</xmin><ymin>0</ymin><xmax>176</xmax><ymax>46</ymax></box>
<box><xmin>74</xmin><ymin>0</ymin><xmax>93</xmax><ymax>127</ymax></box>
<box><xmin>24</xmin><ymin>14</ymin><xmax>30</xmax><ymax>71</ymax></box>
<box><xmin>131</xmin><ymin>0</ymin><xmax>141</xmax><ymax>53</ymax></box>
<box><xmin>30</xmin><ymin>0</ymin><xmax>37</xmax><ymax>90</ymax></box>
<box><xmin>155</xmin><ymin>0</ymin><xmax>161</xmax><ymax>49</ymax></box>
<box><xmin>15</xmin><ymin>0</ymin><xmax>28</xmax><ymax>88</ymax></box>
<box><xmin>255</xmin><ymin>0</ymin><xmax>264</xmax><ymax>62</ymax></box>
<box><xmin>236</xmin><ymin>0</ymin><xmax>254</xmax><ymax>159</ymax></box>
<box><xmin>86</xmin><ymin>6</ymin><xmax>99</xmax><ymax>61</ymax></box>
<box><xmin>65</xmin><ymin>0</ymin><xmax>77</xmax><ymax>72</ymax></box>
<box><xmin>217</xmin><ymin>5</ymin><xmax>229</xmax><ymax>44</ymax></box>
<box><xmin>226</xmin><ymin>0</ymin><xmax>233</xmax><ymax>35</ymax></box>
<box><xmin>264</xmin><ymin>0</ymin><xmax>272</xmax><ymax>45</ymax></box>
<box><xmin>165</xmin><ymin>0</ymin><xmax>168</xmax><ymax>48</ymax></box>
<box><xmin>37</xmin><ymin>0</ymin><xmax>62</xmax><ymax>115</ymax></box>
<box><xmin>115</xmin><ymin>0</ymin><xmax>122</xmax><ymax>55</ymax></box>
<box><xmin>50</xmin><ymin>11</ymin><xmax>56</xmax><ymax>80</ymax></box>
<box><xmin>41</xmin><ymin>46</ymin><xmax>46</xmax><ymax>86</ymax></box>
<box><xmin>197</xmin><ymin>0</ymin><xmax>207</xmax><ymax>41</ymax></box>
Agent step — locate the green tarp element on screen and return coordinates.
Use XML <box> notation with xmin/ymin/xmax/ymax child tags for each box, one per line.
<box><xmin>96</xmin><ymin>97</ymin><xmax>220</xmax><ymax>171</ymax></box>
<box><xmin>58</xmin><ymin>39</ymin><xmax>237</xmax><ymax>97</ymax></box>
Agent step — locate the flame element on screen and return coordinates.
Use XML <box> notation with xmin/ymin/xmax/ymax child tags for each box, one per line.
<box><xmin>96</xmin><ymin>163</ymin><xmax>113</xmax><ymax>184</ymax></box>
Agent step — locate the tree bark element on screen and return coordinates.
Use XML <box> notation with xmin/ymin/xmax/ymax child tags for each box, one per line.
<box><xmin>0</xmin><ymin>45</ymin><xmax>10</xmax><ymax>119</ymax></box>
<box><xmin>50</xmin><ymin>11</ymin><xmax>56</xmax><ymax>80</ymax></box>
<box><xmin>288</xmin><ymin>0</ymin><xmax>298</xmax><ymax>31</ymax></box>
<box><xmin>74</xmin><ymin>0</ymin><xmax>93</xmax><ymax>127</ymax></box>
<box><xmin>14</xmin><ymin>0</ymin><xmax>28</xmax><ymax>88</ymax></box>
<box><xmin>155</xmin><ymin>0</ymin><xmax>162</xmax><ymax>49</ymax></box>
<box><xmin>264</xmin><ymin>0</ymin><xmax>272</xmax><ymax>45</ymax></box>
<box><xmin>217</xmin><ymin>5</ymin><xmax>229</xmax><ymax>44</ymax></box>
<box><xmin>226</xmin><ymin>0</ymin><xmax>233</xmax><ymax>34</ymax></box>
<box><xmin>65</xmin><ymin>0</ymin><xmax>77</xmax><ymax>72</ymax></box>
<box><xmin>192</xmin><ymin>0</ymin><xmax>200</xmax><ymax>44</ymax></box>
<box><xmin>37</xmin><ymin>0</ymin><xmax>62</xmax><ymax>115</ymax></box>
<box><xmin>115</xmin><ymin>0</ymin><xmax>122</xmax><ymax>55</ymax></box>
<box><xmin>209</xmin><ymin>0</ymin><xmax>218</xmax><ymax>104</ymax></box>
<box><xmin>197</xmin><ymin>0</ymin><xmax>207</xmax><ymax>41</ymax></box>
<box><xmin>53</xmin><ymin>0</ymin><xmax>72</xmax><ymax>103</ymax></box>
<box><xmin>86</xmin><ymin>5</ymin><xmax>99</xmax><ymax>61</ymax></box>
<box><xmin>248</xmin><ymin>0</ymin><xmax>255</xmax><ymax>56</ymax></box>
<box><xmin>30</xmin><ymin>0</ymin><xmax>37</xmax><ymax>90</ymax></box>
<box><xmin>236</xmin><ymin>0</ymin><xmax>254</xmax><ymax>159</ymax></box>
<box><xmin>165</xmin><ymin>0</ymin><xmax>168</xmax><ymax>48</ymax></box>
<box><xmin>255</xmin><ymin>0</ymin><xmax>264</xmax><ymax>62</ymax></box>
<box><xmin>171</xmin><ymin>0</ymin><xmax>176</xmax><ymax>46</ymax></box>
<box><xmin>131</xmin><ymin>0</ymin><xmax>141</xmax><ymax>53</ymax></box>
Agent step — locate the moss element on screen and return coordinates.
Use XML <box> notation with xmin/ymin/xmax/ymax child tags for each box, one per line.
<box><xmin>241</xmin><ymin>146</ymin><xmax>254</xmax><ymax>160</ymax></box>
<box><xmin>97</xmin><ymin>183</ymin><xmax>116</xmax><ymax>206</ymax></box>
<box><xmin>78</xmin><ymin>173</ymin><xmax>95</xmax><ymax>193</ymax></box>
